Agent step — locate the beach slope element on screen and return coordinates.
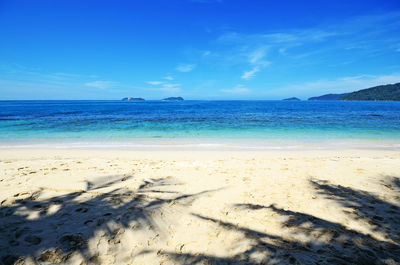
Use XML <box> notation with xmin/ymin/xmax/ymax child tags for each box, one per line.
<box><xmin>0</xmin><ymin>149</ymin><xmax>399</xmax><ymax>264</ymax></box>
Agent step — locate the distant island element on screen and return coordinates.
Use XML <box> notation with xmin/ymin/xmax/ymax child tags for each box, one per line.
<box><xmin>121</xmin><ymin>97</ymin><xmax>184</xmax><ymax>101</ymax></box>
<box><xmin>343</xmin><ymin>83</ymin><xmax>400</xmax><ymax>101</ymax></box>
<box><xmin>308</xmin><ymin>82</ymin><xmax>400</xmax><ymax>101</ymax></box>
<box><xmin>283</xmin><ymin>97</ymin><xmax>300</xmax><ymax>101</ymax></box>
<box><xmin>308</xmin><ymin>93</ymin><xmax>349</xmax><ymax>101</ymax></box>
<box><xmin>122</xmin><ymin>97</ymin><xmax>145</xmax><ymax>101</ymax></box>
<box><xmin>162</xmin><ymin>97</ymin><xmax>184</xmax><ymax>101</ymax></box>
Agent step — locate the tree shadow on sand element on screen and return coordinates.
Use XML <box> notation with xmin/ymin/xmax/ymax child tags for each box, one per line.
<box><xmin>0</xmin><ymin>175</ymin><xmax>217</xmax><ymax>265</ymax></box>
<box><xmin>160</xmin><ymin>177</ymin><xmax>400</xmax><ymax>265</ymax></box>
<box><xmin>311</xmin><ymin>177</ymin><xmax>400</xmax><ymax>244</ymax></box>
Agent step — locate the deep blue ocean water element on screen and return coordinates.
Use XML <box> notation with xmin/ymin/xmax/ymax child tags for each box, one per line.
<box><xmin>0</xmin><ymin>100</ymin><xmax>400</xmax><ymax>144</ymax></box>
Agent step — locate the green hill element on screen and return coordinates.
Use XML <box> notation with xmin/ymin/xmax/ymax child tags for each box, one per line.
<box><xmin>343</xmin><ymin>82</ymin><xmax>400</xmax><ymax>101</ymax></box>
<box><xmin>308</xmin><ymin>93</ymin><xmax>348</xmax><ymax>100</ymax></box>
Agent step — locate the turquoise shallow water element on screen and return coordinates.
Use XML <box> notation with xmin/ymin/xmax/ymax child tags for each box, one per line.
<box><xmin>0</xmin><ymin>100</ymin><xmax>400</xmax><ymax>145</ymax></box>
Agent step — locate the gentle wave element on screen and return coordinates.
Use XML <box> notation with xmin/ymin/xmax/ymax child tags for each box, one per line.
<box><xmin>1</xmin><ymin>139</ymin><xmax>399</xmax><ymax>151</ymax></box>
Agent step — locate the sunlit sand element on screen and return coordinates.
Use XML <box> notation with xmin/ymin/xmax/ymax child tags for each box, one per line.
<box><xmin>1</xmin><ymin>149</ymin><xmax>399</xmax><ymax>264</ymax></box>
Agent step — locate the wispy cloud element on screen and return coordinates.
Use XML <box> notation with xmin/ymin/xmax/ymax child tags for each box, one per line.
<box><xmin>52</xmin><ymin>72</ymin><xmax>98</xmax><ymax>79</ymax></box>
<box><xmin>0</xmin><ymin>77</ymin><xmax>124</xmax><ymax>100</ymax></box>
<box><xmin>217</xmin><ymin>28</ymin><xmax>339</xmax><ymax>47</ymax></box>
<box><xmin>176</xmin><ymin>64</ymin><xmax>196</xmax><ymax>72</ymax></box>
<box><xmin>216</xmin><ymin>29</ymin><xmax>335</xmax><ymax>64</ymax></box>
<box><xmin>241</xmin><ymin>67</ymin><xmax>260</xmax><ymax>80</ymax></box>
<box><xmin>241</xmin><ymin>46</ymin><xmax>271</xmax><ymax>80</ymax></box>
<box><xmin>145</xmin><ymin>82</ymin><xmax>181</xmax><ymax>93</ymax></box>
<box><xmin>146</xmin><ymin>77</ymin><xmax>180</xmax><ymax>92</ymax></box>
<box><xmin>85</xmin><ymin>80</ymin><xmax>118</xmax><ymax>89</ymax></box>
<box><xmin>221</xmin><ymin>84</ymin><xmax>250</xmax><ymax>94</ymax></box>
<box><xmin>0</xmin><ymin>64</ymin><xmax>128</xmax><ymax>99</ymax></box>
<box><xmin>147</xmin><ymin>81</ymin><xmax>163</xmax><ymax>85</ymax></box>
<box><xmin>0</xmin><ymin>64</ymin><xmax>98</xmax><ymax>82</ymax></box>
<box><xmin>248</xmin><ymin>47</ymin><xmax>269</xmax><ymax>65</ymax></box>
<box><xmin>159</xmin><ymin>83</ymin><xmax>181</xmax><ymax>93</ymax></box>
<box><xmin>213</xmin><ymin>12</ymin><xmax>400</xmax><ymax>81</ymax></box>
<box><xmin>217</xmin><ymin>33</ymin><xmax>290</xmax><ymax>79</ymax></box>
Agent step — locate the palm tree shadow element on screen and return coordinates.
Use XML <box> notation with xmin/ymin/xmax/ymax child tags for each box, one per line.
<box><xmin>2</xmin><ymin>175</ymin><xmax>399</xmax><ymax>264</ymax></box>
<box><xmin>310</xmin><ymin>177</ymin><xmax>400</xmax><ymax>243</ymax></box>
<box><xmin>160</xmin><ymin>177</ymin><xmax>400</xmax><ymax>265</ymax></box>
<box><xmin>0</xmin><ymin>175</ymin><xmax>216</xmax><ymax>265</ymax></box>
<box><xmin>385</xmin><ymin>176</ymin><xmax>400</xmax><ymax>190</ymax></box>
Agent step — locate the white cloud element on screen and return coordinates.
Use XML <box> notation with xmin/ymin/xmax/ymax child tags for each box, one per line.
<box><xmin>217</xmin><ymin>29</ymin><xmax>338</xmax><ymax>47</ymax></box>
<box><xmin>221</xmin><ymin>85</ymin><xmax>250</xmax><ymax>94</ymax></box>
<box><xmin>145</xmin><ymin>78</ymin><xmax>180</xmax><ymax>93</ymax></box>
<box><xmin>85</xmin><ymin>81</ymin><xmax>117</xmax><ymax>89</ymax></box>
<box><xmin>215</xmin><ymin>38</ymin><xmax>271</xmax><ymax>79</ymax></box>
<box><xmin>147</xmin><ymin>81</ymin><xmax>163</xmax><ymax>85</ymax></box>
<box><xmin>159</xmin><ymin>83</ymin><xmax>181</xmax><ymax>93</ymax></box>
<box><xmin>146</xmin><ymin>83</ymin><xmax>181</xmax><ymax>93</ymax></box>
<box><xmin>238</xmin><ymin>47</ymin><xmax>271</xmax><ymax>80</ymax></box>
<box><xmin>215</xmin><ymin>30</ymin><xmax>328</xmax><ymax>81</ymax></box>
<box><xmin>241</xmin><ymin>67</ymin><xmax>260</xmax><ymax>80</ymax></box>
<box><xmin>213</xmin><ymin>13</ymin><xmax>400</xmax><ymax>82</ymax></box>
<box><xmin>176</xmin><ymin>64</ymin><xmax>196</xmax><ymax>72</ymax></box>
<box><xmin>249</xmin><ymin>47</ymin><xmax>268</xmax><ymax>64</ymax></box>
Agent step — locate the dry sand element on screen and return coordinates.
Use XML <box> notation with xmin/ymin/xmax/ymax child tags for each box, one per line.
<box><xmin>0</xmin><ymin>149</ymin><xmax>399</xmax><ymax>265</ymax></box>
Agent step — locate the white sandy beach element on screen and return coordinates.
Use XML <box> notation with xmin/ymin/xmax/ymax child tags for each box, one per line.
<box><xmin>0</xmin><ymin>149</ymin><xmax>399</xmax><ymax>264</ymax></box>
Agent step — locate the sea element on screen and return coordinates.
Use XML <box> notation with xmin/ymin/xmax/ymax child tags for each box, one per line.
<box><xmin>1</xmin><ymin>100</ymin><xmax>400</xmax><ymax>150</ymax></box>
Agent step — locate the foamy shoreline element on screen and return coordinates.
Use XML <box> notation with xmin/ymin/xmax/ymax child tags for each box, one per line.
<box><xmin>0</xmin><ymin>137</ymin><xmax>399</xmax><ymax>151</ymax></box>
<box><xmin>1</xmin><ymin>149</ymin><xmax>399</xmax><ymax>264</ymax></box>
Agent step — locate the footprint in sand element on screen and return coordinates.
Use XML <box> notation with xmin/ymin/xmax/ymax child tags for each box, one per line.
<box><xmin>59</xmin><ymin>233</ymin><xmax>86</xmax><ymax>251</ymax></box>
<box><xmin>13</xmin><ymin>192</ymin><xmax>30</xmax><ymax>197</ymax></box>
<box><xmin>24</xmin><ymin>235</ymin><xmax>42</xmax><ymax>245</ymax></box>
<box><xmin>75</xmin><ymin>207</ymin><xmax>89</xmax><ymax>213</ymax></box>
<box><xmin>15</xmin><ymin>227</ymin><xmax>30</xmax><ymax>239</ymax></box>
<box><xmin>84</xmin><ymin>219</ymin><xmax>93</xmax><ymax>225</ymax></box>
<box><xmin>39</xmin><ymin>248</ymin><xmax>64</xmax><ymax>263</ymax></box>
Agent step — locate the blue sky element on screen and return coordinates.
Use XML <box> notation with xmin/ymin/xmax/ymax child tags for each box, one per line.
<box><xmin>1</xmin><ymin>0</ymin><xmax>400</xmax><ymax>100</ymax></box>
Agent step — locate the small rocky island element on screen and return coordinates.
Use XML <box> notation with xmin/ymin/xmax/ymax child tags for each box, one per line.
<box><xmin>283</xmin><ymin>97</ymin><xmax>300</xmax><ymax>101</ymax></box>
<box><xmin>122</xmin><ymin>97</ymin><xmax>145</xmax><ymax>101</ymax></box>
<box><xmin>162</xmin><ymin>97</ymin><xmax>184</xmax><ymax>101</ymax></box>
